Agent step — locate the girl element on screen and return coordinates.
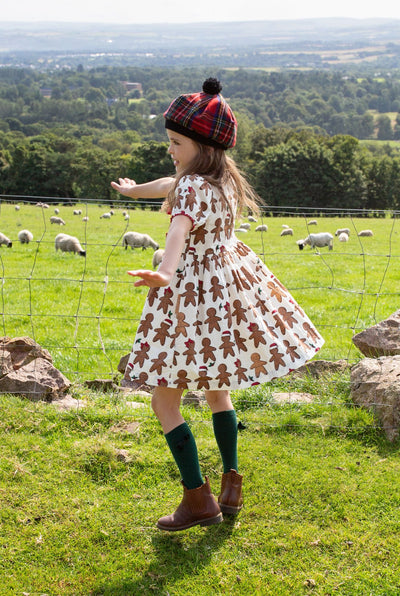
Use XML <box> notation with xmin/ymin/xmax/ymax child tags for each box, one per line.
<box><xmin>111</xmin><ymin>78</ymin><xmax>324</xmax><ymax>531</ymax></box>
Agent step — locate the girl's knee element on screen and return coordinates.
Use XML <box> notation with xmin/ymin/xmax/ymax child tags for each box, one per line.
<box><xmin>205</xmin><ymin>390</ymin><xmax>233</xmax><ymax>412</ymax></box>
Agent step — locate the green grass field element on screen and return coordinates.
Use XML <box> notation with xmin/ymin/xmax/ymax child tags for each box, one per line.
<box><xmin>0</xmin><ymin>201</ymin><xmax>398</xmax><ymax>380</ymax></box>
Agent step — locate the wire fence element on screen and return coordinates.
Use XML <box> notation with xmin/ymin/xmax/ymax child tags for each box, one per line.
<box><xmin>0</xmin><ymin>194</ymin><xmax>399</xmax><ymax>435</ymax></box>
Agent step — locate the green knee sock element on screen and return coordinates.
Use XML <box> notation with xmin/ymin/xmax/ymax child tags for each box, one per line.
<box><xmin>164</xmin><ymin>422</ymin><xmax>204</xmax><ymax>490</ymax></box>
<box><xmin>212</xmin><ymin>410</ymin><xmax>238</xmax><ymax>474</ymax></box>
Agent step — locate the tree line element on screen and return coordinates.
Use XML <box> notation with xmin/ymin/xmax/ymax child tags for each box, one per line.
<box><xmin>1</xmin><ymin>66</ymin><xmax>400</xmax><ymax>212</ymax></box>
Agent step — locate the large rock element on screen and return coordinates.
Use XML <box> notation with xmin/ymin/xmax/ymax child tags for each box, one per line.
<box><xmin>0</xmin><ymin>336</ymin><xmax>70</xmax><ymax>401</ymax></box>
<box><xmin>352</xmin><ymin>310</ymin><xmax>400</xmax><ymax>358</ymax></box>
<box><xmin>350</xmin><ymin>355</ymin><xmax>400</xmax><ymax>441</ymax></box>
<box><xmin>289</xmin><ymin>359</ymin><xmax>349</xmax><ymax>378</ymax></box>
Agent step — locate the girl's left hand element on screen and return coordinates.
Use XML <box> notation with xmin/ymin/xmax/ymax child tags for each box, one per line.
<box><xmin>128</xmin><ymin>269</ymin><xmax>171</xmax><ymax>288</ymax></box>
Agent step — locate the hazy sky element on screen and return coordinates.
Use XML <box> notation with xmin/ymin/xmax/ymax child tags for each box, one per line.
<box><xmin>3</xmin><ymin>0</ymin><xmax>400</xmax><ymax>24</ymax></box>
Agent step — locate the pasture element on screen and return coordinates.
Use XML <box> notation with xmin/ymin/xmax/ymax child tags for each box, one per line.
<box><xmin>0</xmin><ymin>200</ymin><xmax>399</xmax><ymax>382</ymax></box>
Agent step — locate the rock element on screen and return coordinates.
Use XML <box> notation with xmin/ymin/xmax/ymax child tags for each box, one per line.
<box><xmin>352</xmin><ymin>310</ymin><xmax>400</xmax><ymax>357</ymax></box>
<box><xmin>52</xmin><ymin>395</ymin><xmax>85</xmax><ymax>411</ymax></box>
<box><xmin>84</xmin><ymin>379</ymin><xmax>121</xmax><ymax>392</ymax></box>
<box><xmin>120</xmin><ymin>377</ymin><xmax>153</xmax><ymax>393</ymax></box>
<box><xmin>0</xmin><ymin>336</ymin><xmax>52</xmax><ymax>376</ymax></box>
<box><xmin>273</xmin><ymin>392</ymin><xmax>315</xmax><ymax>404</ymax></box>
<box><xmin>289</xmin><ymin>359</ymin><xmax>349</xmax><ymax>378</ymax></box>
<box><xmin>182</xmin><ymin>390</ymin><xmax>206</xmax><ymax>408</ymax></box>
<box><xmin>0</xmin><ymin>357</ymin><xmax>71</xmax><ymax>401</ymax></box>
<box><xmin>110</xmin><ymin>421</ymin><xmax>140</xmax><ymax>434</ymax></box>
<box><xmin>350</xmin><ymin>355</ymin><xmax>400</xmax><ymax>441</ymax></box>
<box><xmin>117</xmin><ymin>353</ymin><xmax>130</xmax><ymax>374</ymax></box>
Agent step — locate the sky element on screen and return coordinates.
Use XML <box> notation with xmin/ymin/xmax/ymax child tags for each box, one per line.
<box><xmin>3</xmin><ymin>0</ymin><xmax>400</xmax><ymax>24</ymax></box>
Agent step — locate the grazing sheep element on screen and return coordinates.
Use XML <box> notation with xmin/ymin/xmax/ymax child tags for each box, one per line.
<box><xmin>297</xmin><ymin>232</ymin><xmax>333</xmax><ymax>251</ymax></box>
<box><xmin>0</xmin><ymin>232</ymin><xmax>12</xmax><ymax>248</ymax></box>
<box><xmin>122</xmin><ymin>211</ymin><xmax>127</xmax><ymax>217</ymax></box>
<box><xmin>248</xmin><ymin>216</ymin><xmax>257</xmax><ymax>222</ymax></box>
<box><xmin>307</xmin><ymin>220</ymin><xmax>318</xmax><ymax>225</ymax></box>
<box><xmin>82</xmin><ymin>216</ymin><xmax>89</xmax><ymax>222</ymax></box>
<box><xmin>235</xmin><ymin>228</ymin><xmax>248</xmax><ymax>233</ymax></box>
<box><xmin>152</xmin><ymin>248</ymin><xmax>165</xmax><ymax>269</ymax></box>
<box><xmin>122</xmin><ymin>231</ymin><xmax>159</xmax><ymax>251</ymax></box>
<box><xmin>15</xmin><ymin>205</ymin><xmax>20</xmax><ymax>211</ymax></box>
<box><xmin>73</xmin><ymin>209</ymin><xmax>82</xmax><ymax>216</ymax></box>
<box><xmin>338</xmin><ymin>232</ymin><xmax>349</xmax><ymax>242</ymax></box>
<box><xmin>239</xmin><ymin>222</ymin><xmax>251</xmax><ymax>230</ymax></box>
<box><xmin>335</xmin><ymin>228</ymin><xmax>351</xmax><ymax>237</ymax></box>
<box><xmin>100</xmin><ymin>212</ymin><xmax>112</xmax><ymax>219</ymax></box>
<box><xmin>280</xmin><ymin>228</ymin><xmax>293</xmax><ymax>237</ymax></box>
<box><xmin>18</xmin><ymin>230</ymin><xmax>33</xmax><ymax>244</ymax></box>
<box><xmin>282</xmin><ymin>224</ymin><xmax>290</xmax><ymax>229</ymax></box>
<box><xmin>124</xmin><ymin>214</ymin><xmax>130</xmax><ymax>221</ymax></box>
<box><xmin>55</xmin><ymin>233</ymin><xmax>86</xmax><ymax>256</ymax></box>
<box><xmin>255</xmin><ymin>224</ymin><xmax>268</xmax><ymax>232</ymax></box>
<box><xmin>54</xmin><ymin>208</ymin><xmax>60</xmax><ymax>215</ymax></box>
<box><xmin>358</xmin><ymin>229</ymin><xmax>373</xmax><ymax>237</ymax></box>
<box><xmin>50</xmin><ymin>216</ymin><xmax>66</xmax><ymax>225</ymax></box>
<box><xmin>109</xmin><ymin>209</ymin><xmax>114</xmax><ymax>215</ymax></box>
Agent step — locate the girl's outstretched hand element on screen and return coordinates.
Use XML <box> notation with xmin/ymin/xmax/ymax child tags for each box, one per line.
<box><xmin>128</xmin><ymin>269</ymin><xmax>171</xmax><ymax>288</ymax></box>
<box><xmin>111</xmin><ymin>178</ymin><xmax>137</xmax><ymax>196</ymax></box>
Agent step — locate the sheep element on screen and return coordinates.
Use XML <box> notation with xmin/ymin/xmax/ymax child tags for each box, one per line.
<box><xmin>255</xmin><ymin>224</ymin><xmax>268</xmax><ymax>232</ymax></box>
<box><xmin>55</xmin><ymin>233</ymin><xmax>86</xmax><ymax>256</ymax></box>
<box><xmin>307</xmin><ymin>219</ymin><xmax>318</xmax><ymax>225</ymax></box>
<box><xmin>18</xmin><ymin>230</ymin><xmax>33</xmax><ymax>244</ymax></box>
<box><xmin>50</xmin><ymin>216</ymin><xmax>66</xmax><ymax>225</ymax></box>
<box><xmin>100</xmin><ymin>212</ymin><xmax>112</xmax><ymax>219</ymax></box>
<box><xmin>54</xmin><ymin>208</ymin><xmax>60</xmax><ymax>215</ymax></box>
<box><xmin>0</xmin><ymin>233</ymin><xmax>12</xmax><ymax>248</ymax></box>
<box><xmin>280</xmin><ymin>228</ymin><xmax>293</xmax><ymax>236</ymax></box>
<box><xmin>335</xmin><ymin>228</ymin><xmax>351</xmax><ymax>237</ymax></box>
<box><xmin>248</xmin><ymin>216</ymin><xmax>257</xmax><ymax>223</ymax></box>
<box><xmin>122</xmin><ymin>231</ymin><xmax>159</xmax><ymax>251</ymax></box>
<box><xmin>82</xmin><ymin>216</ymin><xmax>89</xmax><ymax>222</ymax></box>
<box><xmin>15</xmin><ymin>205</ymin><xmax>20</xmax><ymax>211</ymax></box>
<box><xmin>73</xmin><ymin>209</ymin><xmax>82</xmax><ymax>216</ymax></box>
<box><xmin>338</xmin><ymin>232</ymin><xmax>349</xmax><ymax>242</ymax></box>
<box><xmin>235</xmin><ymin>228</ymin><xmax>248</xmax><ymax>233</ymax></box>
<box><xmin>282</xmin><ymin>224</ymin><xmax>290</xmax><ymax>229</ymax></box>
<box><xmin>239</xmin><ymin>223</ymin><xmax>251</xmax><ymax>230</ymax></box>
<box><xmin>358</xmin><ymin>229</ymin><xmax>373</xmax><ymax>237</ymax></box>
<box><xmin>124</xmin><ymin>214</ymin><xmax>130</xmax><ymax>221</ymax></box>
<box><xmin>297</xmin><ymin>232</ymin><xmax>333</xmax><ymax>251</ymax></box>
<box><xmin>152</xmin><ymin>248</ymin><xmax>165</xmax><ymax>269</ymax></box>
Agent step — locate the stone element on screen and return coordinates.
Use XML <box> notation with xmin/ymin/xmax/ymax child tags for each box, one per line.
<box><xmin>84</xmin><ymin>379</ymin><xmax>121</xmax><ymax>392</ymax></box>
<box><xmin>352</xmin><ymin>310</ymin><xmax>400</xmax><ymax>357</ymax></box>
<box><xmin>120</xmin><ymin>377</ymin><xmax>153</xmax><ymax>393</ymax></box>
<box><xmin>273</xmin><ymin>392</ymin><xmax>315</xmax><ymax>404</ymax></box>
<box><xmin>350</xmin><ymin>355</ymin><xmax>400</xmax><ymax>441</ymax></box>
<box><xmin>52</xmin><ymin>395</ymin><xmax>85</xmax><ymax>411</ymax></box>
<box><xmin>0</xmin><ymin>357</ymin><xmax>71</xmax><ymax>401</ymax></box>
<box><xmin>117</xmin><ymin>353</ymin><xmax>130</xmax><ymax>374</ymax></box>
<box><xmin>182</xmin><ymin>390</ymin><xmax>206</xmax><ymax>408</ymax></box>
<box><xmin>289</xmin><ymin>359</ymin><xmax>349</xmax><ymax>378</ymax></box>
<box><xmin>0</xmin><ymin>336</ymin><xmax>52</xmax><ymax>376</ymax></box>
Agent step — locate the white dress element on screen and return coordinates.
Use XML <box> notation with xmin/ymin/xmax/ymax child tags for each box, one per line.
<box><xmin>125</xmin><ymin>175</ymin><xmax>324</xmax><ymax>390</ymax></box>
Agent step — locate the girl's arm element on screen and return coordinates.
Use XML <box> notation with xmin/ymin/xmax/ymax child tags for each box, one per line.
<box><xmin>111</xmin><ymin>177</ymin><xmax>175</xmax><ymax>199</ymax></box>
<box><xmin>127</xmin><ymin>215</ymin><xmax>192</xmax><ymax>288</ymax></box>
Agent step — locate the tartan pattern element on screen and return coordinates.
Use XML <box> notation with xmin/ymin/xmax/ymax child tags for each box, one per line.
<box><xmin>164</xmin><ymin>91</ymin><xmax>237</xmax><ymax>149</ymax></box>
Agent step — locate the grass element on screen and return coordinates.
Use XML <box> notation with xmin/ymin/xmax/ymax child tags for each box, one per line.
<box><xmin>0</xmin><ymin>201</ymin><xmax>399</xmax><ymax>380</ymax></box>
<box><xmin>1</xmin><ymin>377</ymin><xmax>400</xmax><ymax>596</ymax></box>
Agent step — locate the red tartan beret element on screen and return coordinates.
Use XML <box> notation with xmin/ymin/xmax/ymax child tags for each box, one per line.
<box><xmin>164</xmin><ymin>78</ymin><xmax>237</xmax><ymax>150</ymax></box>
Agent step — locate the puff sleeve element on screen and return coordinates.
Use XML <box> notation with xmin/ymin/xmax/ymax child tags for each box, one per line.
<box><xmin>170</xmin><ymin>175</ymin><xmax>213</xmax><ymax>231</ymax></box>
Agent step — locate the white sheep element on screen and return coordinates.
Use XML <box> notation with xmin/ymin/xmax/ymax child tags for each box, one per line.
<box><xmin>358</xmin><ymin>229</ymin><xmax>373</xmax><ymax>237</ymax></box>
<box><xmin>15</xmin><ymin>205</ymin><xmax>20</xmax><ymax>211</ymax></box>
<box><xmin>122</xmin><ymin>231</ymin><xmax>159</xmax><ymax>251</ymax></box>
<box><xmin>248</xmin><ymin>216</ymin><xmax>257</xmax><ymax>223</ymax></box>
<box><xmin>282</xmin><ymin>224</ymin><xmax>290</xmax><ymax>229</ymax></box>
<box><xmin>335</xmin><ymin>228</ymin><xmax>351</xmax><ymax>237</ymax></box>
<box><xmin>55</xmin><ymin>233</ymin><xmax>86</xmax><ymax>256</ymax></box>
<box><xmin>100</xmin><ymin>212</ymin><xmax>112</xmax><ymax>219</ymax></box>
<box><xmin>255</xmin><ymin>224</ymin><xmax>268</xmax><ymax>232</ymax></box>
<box><xmin>0</xmin><ymin>232</ymin><xmax>12</xmax><ymax>247</ymax></box>
<box><xmin>54</xmin><ymin>208</ymin><xmax>60</xmax><ymax>215</ymax></box>
<box><xmin>73</xmin><ymin>209</ymin><xmax>82</xmax><ymax>216</ymax></box>
<box><xmin>124</xmin><ymin>214</ymin><xmax>130</xmax><ymax>221</ymax></box>
<box><xmin>235</xmin><ymin>228</ymin><xmax>248</xmax><ymax>233</ymax></box>
<box><xmin>152</xmin><ymin>248</ymin><xmax>165</xmax><ymax>269</ymax></box>
<box><xmin>280</xmin><ymin>228</ymin><xmax>293</xmax><ymax>236</ymax></box>
<box><xmin>82</xmin><ymin>216</ymin><xmax>89</xmax><ymax>222</ymax></box>
<box><xmin>239</xmin><ymin>222</ymin><xmax>251</xmax><ymax>230</ymax></box>
<box><xmin>18</xmin><ymin>230</ymin><xmax>33</xmax><ymax>244</ymax></box>
<box><xmin>307</xmin><ymin>219</ymin><xmax>318</xmax><ymax>225</ymax></box>
<box><xmin>338</xmin><ymin>232</ymin><xmax>349</xmax><ymax>242</ymax></box>
<box><xmin>297</xmin><ymin>232</ymin><xmax>333</xmax><ymax>251</ymax></box>
<box><xmin>50</xmin><ymin>216</ymin><xmax>66</xmax><ymax>225</ymax></box>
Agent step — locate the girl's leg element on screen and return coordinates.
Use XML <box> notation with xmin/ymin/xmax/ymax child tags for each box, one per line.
<box><xmin>152</xmin><ymin>386</ymin><xmax>203</xmax><ymax>489</ymax></box>
<box><xmin>205</xmin><ymin>390</ymin><xmax>238</xmax><ymax>473</ymax></box>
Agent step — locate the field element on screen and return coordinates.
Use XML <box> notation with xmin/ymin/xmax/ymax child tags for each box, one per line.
<box><xmin>1</xmin><ymin>200</ymin><xmax>400</xmax><ymax>595</ymax></box>
<box><xmin>0</xmin><ymin>200</ymin><xmax>399</xmax><ymax>383</ymax></box>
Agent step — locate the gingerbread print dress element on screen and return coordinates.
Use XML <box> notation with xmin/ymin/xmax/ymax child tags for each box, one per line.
<box><xmin>125</xmin><ymin>175</ymin><xmax>324</xmax><ymax>390</ymax></box>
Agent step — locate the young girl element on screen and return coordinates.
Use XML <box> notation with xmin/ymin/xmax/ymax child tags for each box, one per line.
<box><xmin>111</xmin><ymin>78</ymin><xmax>324</xmax><ymax>531</ymax></box>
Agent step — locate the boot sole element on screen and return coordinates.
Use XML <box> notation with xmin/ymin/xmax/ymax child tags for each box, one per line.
<box><xmin>157</xmin><ymin>512</ymin><xmax>223</xmax><ymax>531</ymax></box>
<box><xmin>219</xmin><ymin>504</ymin><xmax>243</xmax><ymax>515</ymax></box>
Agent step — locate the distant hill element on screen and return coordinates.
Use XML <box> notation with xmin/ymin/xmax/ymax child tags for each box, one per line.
<box><xmin>1</xmin><ymin>18</ymin><xmax>400</xmax><ymax>70</ymax></box>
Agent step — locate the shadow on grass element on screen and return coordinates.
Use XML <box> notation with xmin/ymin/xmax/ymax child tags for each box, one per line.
<box><xmin>91</xmin><ymin>516</ymin><xmax>236</xmax><ymax>595</ymax></box>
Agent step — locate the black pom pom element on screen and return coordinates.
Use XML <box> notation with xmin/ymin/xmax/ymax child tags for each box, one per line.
<box><xmin>202</xmin><ymin>78</ymin><xmax>222</xmax><ymax>95</ymax></box>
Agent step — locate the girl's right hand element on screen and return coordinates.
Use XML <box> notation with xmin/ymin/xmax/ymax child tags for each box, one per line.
<box><xmin>128</xmin><ymin>269</ymin><xmax>171</xmax><ymax>288</ymax></box>
<box><xmin>110</xmin><ymin>178</ymin><xmax>137</xmax><ymax>196</ymax></box>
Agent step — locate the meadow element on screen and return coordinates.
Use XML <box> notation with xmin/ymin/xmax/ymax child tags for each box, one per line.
<box><xmin>1</xmin><ymin>200</ymin><xmax>400</xmax><ymax>595</ymax></box>
<box><xmin>0</xmin><ymin>199</ymin><xmax>398</xmax><ymax>382</ymax></box>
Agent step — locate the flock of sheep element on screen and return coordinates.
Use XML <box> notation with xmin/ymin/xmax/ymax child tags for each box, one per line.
<box><xmin>236</xmin><ymin>217</ymin><xmax>374</xmax><ymax>251</ymax></box>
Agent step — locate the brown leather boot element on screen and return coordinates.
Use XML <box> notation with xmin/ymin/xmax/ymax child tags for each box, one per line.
<box><xmin>218</xmin><ymin>469</ymin><xmax>243</xmax><ymax>515</ymax></box>
<box><xmin>156</xmin><ymin>476</ymin><xmax>223</xmax><ymax>531</ymax></box>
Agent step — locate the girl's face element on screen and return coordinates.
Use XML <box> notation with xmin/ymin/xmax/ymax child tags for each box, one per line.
<box><xmin>167</xmin><ymin>130</ymin><xmax>200</xmax><ymax>174</ymax></box>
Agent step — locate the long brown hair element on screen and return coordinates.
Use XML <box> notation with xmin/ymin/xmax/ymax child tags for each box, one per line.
<box><xmin>162</xmin><ymin>142</ymin><xmax>260</xmax><ymax>218</ymax></box>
